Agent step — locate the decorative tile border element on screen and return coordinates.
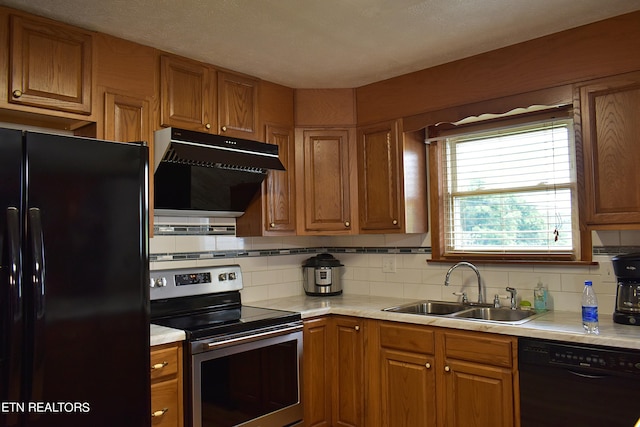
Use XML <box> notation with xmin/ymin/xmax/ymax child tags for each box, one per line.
<box><xmin>154</xmin><ymin>224</ymin><xmax>235</xmax><ymax>235</ymax></box>
<box><xmin>150</xmin><ymin>246</ymin><xmax>432</xmax><ymax>262</ymax></box>
<box><xmin>150</xmin><ymin>221</ymin><xmax>639</xmax><ymax>262</ymax></box>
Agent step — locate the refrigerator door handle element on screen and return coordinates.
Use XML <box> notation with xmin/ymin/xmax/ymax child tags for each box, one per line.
<box><xmin>5</xmin><ymin>207</ymin><xmax>23</xmax><ymax>421</ymax></box>
<box><xmin>27</xmin><ymin>207</ymin><xmax>46</xmax><ymax>404</ymax></box>
<box><xmin>28</xmin><ymin>208</ymin><xmax>45</xmax><ymax>318</ymax></box>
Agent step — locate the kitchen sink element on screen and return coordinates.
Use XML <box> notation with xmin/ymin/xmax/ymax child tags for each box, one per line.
<box><xmin>383</xmin><ymin>300</ymin><xmax>547</xmax><ymax>325</ymax></box>
<box><xmin>384</xmin><ymin>300</ymin><xmax>467</xmax><ymax>315</ymax></box>
<box><xmin>450</xmin><ymin>307</ymin><xmax>541</xmax><ymax>324</ymax></box>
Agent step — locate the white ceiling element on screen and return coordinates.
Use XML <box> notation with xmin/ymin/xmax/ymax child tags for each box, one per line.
<box><xmin>2</xmin><ymin>0</ymin><xmax>640</xmax><ymax>88</ymax></box>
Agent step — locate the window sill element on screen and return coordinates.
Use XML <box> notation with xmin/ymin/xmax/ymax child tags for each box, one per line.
<box><xmin>427</xmin><ymin>257</ymin><xmax>598</xmax><ymax>267</ymax></box>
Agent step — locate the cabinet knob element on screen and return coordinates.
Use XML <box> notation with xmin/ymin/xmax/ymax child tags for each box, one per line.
<box><xmin>12</xmin><ymin>89</ymin><xmax>22</xmax><ymax>98</ymax></box>
<box><xmin>221</xmin><ymin>125</ymin><xmax>227</xmax><ymax>132</ymax></box>
<box><xmin>151</xmin><ymin>408</ymin><xmax>169</xmax><ymax>418</ymax></box>
<box><xmin>354</xmin><ymin>325</ymin><xmax>360</xmax><ymax>331</ymax></box>
<box><xmin>205</xmin><ymin>123</ymin><xmax>211</xmax><ymax>130</ymax></box>
<box><xmin>392</xmin><ymin>219</ymin><xmax>398</xmax><ymax>225</ymax></box>
<box><xmin>444</xmin><ymin>366</ymin><xmax>451</xmax><ymax>372</ymax></box>
<box><xmin>270</xmin><ymin>222</ymin><xmax>275</xmax><ymax>228</ymax></box>
<box><xmin>425</xmin><ymin>363</ymin><xmax>431</xmax><ymax>369</ymax></box>
<box><xmin>345</xmin><ymin>221</ymin><xmax>350</xmax><ymax>227</ymax></box>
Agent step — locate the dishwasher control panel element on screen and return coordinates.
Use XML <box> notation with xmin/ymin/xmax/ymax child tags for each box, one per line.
<box><xmin>520</xmin><ymin>338</ymin><xmax>640</xmax><ymax>377</ymax></box>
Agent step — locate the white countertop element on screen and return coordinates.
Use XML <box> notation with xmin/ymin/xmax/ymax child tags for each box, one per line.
<box><xmin>150</xmin><ymin>323</ymin><xmax>186</xmax><ymax>347</ymax></box>
<box><xmin>151</xmin><ymin>294</ymin><xmax>640</xmax><ymax>350</ymax></box>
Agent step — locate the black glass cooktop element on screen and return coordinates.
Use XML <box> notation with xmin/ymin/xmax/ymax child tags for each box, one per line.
<box><xmin>151</xmin><ymin>292</ymin><xmax>300</xmax><ymax>341</ymax></box>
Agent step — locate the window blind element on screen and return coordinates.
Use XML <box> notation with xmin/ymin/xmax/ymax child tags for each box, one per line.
<box><xmin>441</xmin><ymin>118</ymin><xmax>578</xmax><ymax>255</ymax></box>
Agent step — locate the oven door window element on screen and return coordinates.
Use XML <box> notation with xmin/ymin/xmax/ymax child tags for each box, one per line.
<box><xmin>194</xmin><ymin>333</ymin><xmax>301</xmax><ymax>427</ymax></box>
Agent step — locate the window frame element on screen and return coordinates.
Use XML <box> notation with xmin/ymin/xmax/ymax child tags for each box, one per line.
<box><xmin>428</xmin><ymin>108</ymin><xmax>589</xmax><ymax>263</ymax></box>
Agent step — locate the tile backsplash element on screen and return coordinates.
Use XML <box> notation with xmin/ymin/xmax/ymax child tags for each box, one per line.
<box><xmin>150</xmin><ymin>216</ymin><xmax>640</xmax><ymax>314</ymax></box>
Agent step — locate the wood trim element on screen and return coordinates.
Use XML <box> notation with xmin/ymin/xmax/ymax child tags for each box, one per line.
<box><xmin>357</xmin><ymin>11</ymin><xmax>640</xmax><ymax>125</ymax></box>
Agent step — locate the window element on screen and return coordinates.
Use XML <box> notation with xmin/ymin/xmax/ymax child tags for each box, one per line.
<box><xmin>434</xmin><ymin>111</ymin><xmax>579</xmax><ymax>260</ymax></box>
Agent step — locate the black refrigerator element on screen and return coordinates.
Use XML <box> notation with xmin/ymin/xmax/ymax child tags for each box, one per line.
<box><xmin>0</xmin><ymin>128</ymin><xmax>151</xmax><ymax>427</ymax></box>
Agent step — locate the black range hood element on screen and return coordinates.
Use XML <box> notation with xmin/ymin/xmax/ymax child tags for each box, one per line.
<box><xmin>153</xmin><ymin>127</ymin><xmax>285</xmax><ymax>217</ymax></box>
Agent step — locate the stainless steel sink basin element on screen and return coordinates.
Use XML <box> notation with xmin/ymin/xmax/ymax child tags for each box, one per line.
<box><xmin>383</xmin><ymin>300</ymin><xmax>547</xmax><ymax>325</ymax></box>
<box><xmin>383</xmin><ymin>300</ymin><xmax>467</xmax><ymax>315</ymax></box>
<box><xmin>450</xmin><ymin>307</ymin><xmax>541</xmax><ymax>324</ymax></box>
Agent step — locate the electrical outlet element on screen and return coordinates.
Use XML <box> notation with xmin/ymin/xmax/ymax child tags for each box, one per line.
<box><xmin>382</xmin><ymin>256</ymin><xmax>396</xmax><ymax>273</ymax></box>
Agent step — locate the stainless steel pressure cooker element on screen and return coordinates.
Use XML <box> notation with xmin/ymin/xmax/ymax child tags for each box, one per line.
<box><xmin>302</xmin><ymin>253</ymin><xmax>343</xmax><ymax>296</ymax></box>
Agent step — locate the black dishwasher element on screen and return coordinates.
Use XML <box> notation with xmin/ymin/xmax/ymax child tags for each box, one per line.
<box><xmin>519</xmin><ymin>338</ymin><xmax>640</xmax><ymax>427</ymax></box>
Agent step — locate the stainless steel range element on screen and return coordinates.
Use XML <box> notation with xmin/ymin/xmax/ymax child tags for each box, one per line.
<box><xmin>150</xmin><ymin>265</ymin><xmax>303</xmax><ymax>427</ymax></box>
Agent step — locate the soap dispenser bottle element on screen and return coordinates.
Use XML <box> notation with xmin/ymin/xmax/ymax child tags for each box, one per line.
<box><xmin>533</xmin><ymin>279</ymin><xmax>548</xmax><ymax>311</ymax></box>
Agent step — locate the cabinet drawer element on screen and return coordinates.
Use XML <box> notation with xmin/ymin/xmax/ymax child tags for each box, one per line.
<box><xmin>151</xmin><ymin>378</ymin><xmax>180</xmax><ymax>427</ymax></box>
<box><xmin>150</xmin><ymin>344</ymin><xmax>179</xmax><ymax>382</ymax></box>
<box><xmin>443</xmin><ymin>330</ymin><xmax>514</xmax><ymax>368</ymax></box>
<box><xmin>379</xmin><ymin>322</ymin><xmax>435</xmax><ymax>354</ymax></box>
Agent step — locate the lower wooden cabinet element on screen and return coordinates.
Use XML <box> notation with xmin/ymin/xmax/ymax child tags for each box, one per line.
<box><xmin>378</xmin><ymin>322</ymin><xmax>437</xmax><ymax>427</ymax></box>
<box><xmin>150</xmin><ymin>342</ymin><xmax>184</xmax><ymax>427</ymax></box>
<box><xmin>439</xmin><ymin>330</ymin><xmax>516</xmax><ymax>427</ymax></box>
<box><xmin>303</xmin><ymin>318</ymin><xmax>519</xmax><ymax>427</ymax></box>
<box><xmin>303</xmin><ymin>316</ymin><xmax>364</xmax><ymax>427</ymax></box>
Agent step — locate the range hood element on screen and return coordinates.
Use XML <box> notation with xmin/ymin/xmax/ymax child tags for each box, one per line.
<box><xmin>153</xmin><ymin>127</ymin><xmax>285</xmax><ymax>217</ymax></box>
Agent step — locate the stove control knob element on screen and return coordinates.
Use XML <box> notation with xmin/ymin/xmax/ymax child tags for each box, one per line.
<box><xmin>151</xmin><ymin>277</ymin><xmax>167</xmax><ymax>288</ymax></box>
<box><xmin>218</xmin><ymin>273</ymin><xmax>228</xmax><ymax>281</ymax></box>
<box><xmin>229</xmin><ymin>272</ymin><xmax>237</xmax><ymax>280</ymax></box>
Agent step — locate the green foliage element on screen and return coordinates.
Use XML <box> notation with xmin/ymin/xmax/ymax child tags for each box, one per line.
<box><xmin>458</xmin><ymin>194</ymin><xmax>549</xmax><ymax>247</ymax></box>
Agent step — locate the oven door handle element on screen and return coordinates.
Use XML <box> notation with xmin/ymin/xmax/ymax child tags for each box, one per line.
<box><xmin>205</xmin><ymin>323</ymin><xmax>303</xmax><ymax>351</ymax></box>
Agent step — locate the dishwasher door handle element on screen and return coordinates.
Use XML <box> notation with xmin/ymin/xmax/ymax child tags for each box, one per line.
<box><xmin>568</xmin><ymin>370</ymin><xmax>608</xmax><ymax>380</ymax></box>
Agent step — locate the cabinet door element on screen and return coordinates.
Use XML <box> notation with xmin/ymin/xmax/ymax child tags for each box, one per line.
<box><xmin>299</xmin><ymin>129</ymin><xmax>353</xmax><ymax>233</ymax></box>
<box><xmin>380</xmin><ymin>348</ymin><xmax>436</xmax><ymax>427</ymax></box>
<box><xmin>332</xmin><ymin>317</ymin><xmax>364</xmax><ymax>427</ymax></box>
<box><xmin>357</xmin><ymin>120</ymin><xmax>403</xmax><ymax>232</ymax></box>
<box><xmin>441</xmin><ymin>359</ymin><xmax>514</xmax><ymax>427</ymax></box>
<box><xmin>160</xmin><ymin>55</ymin><xmax>215</xmax><ymax>132</ymax></box>
<box><xmin>579</xmin><ymin>72</ymin><xmax>640</xmax><ymax>225</ymax></box>
<box><xmin>104</xmin><ymin>91</ymin><xmax>155</xmax><ymax>229</ymax></box>
<box><xmin>218</xmin><ymin>71</ymin><xmax>259</xmax><ymax>139</ymax></box>
<box><xmin>150</xmin><ymin>343</ymin><xmax>184</xmax><ymax>427</ymax></box>
<box><xmin>104</xmin><ymin>92</ymin><xmax>150</xmax><ymax>143</ymax></box>
<box><xmin>9</xmin><ymin>15</ymin><xmax>92</xmax><ymax>114</ymax></box>
<box><xmin>303</xmin><ymin>318</ymin><xmax>332</xmax><ymax>427</ymax></box>
<box><xmin>264</xmin><ymin>124</ymin><xmax>296</xmax><ymax>232</ymax></box>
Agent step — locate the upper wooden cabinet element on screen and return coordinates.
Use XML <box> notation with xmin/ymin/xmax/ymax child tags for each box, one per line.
<box><xmin>8</xmin><ymin>14</ymin><xmax>93</xmax><ymax>115</ymax></box>
<box><xmin>236</xmin><ymin>124</ymin><xmax>296</xmax><ymax>236</ymax></box>
<box><xmin>160</xmin><ymin>55</ymin><xmax>216</xmax><ymax>132</ymax></box>
<box><xmin>296</xmin><ymin>128</ymin><xmax>357</xmax><ymax>234</ymax></box>
<box><xmin>218</xmin><ymin>71</ymin><xmax>259</xmax><ymax>139</ymax></box>
<box><xmin>357</xmin><ymin>120</ymin><xmax>428</xmax><ymax>234</ymax></box>
<box><xmin>578</xmin><ymin>71</ymin><xmax>640</xmax><ymax>227</ymax></box>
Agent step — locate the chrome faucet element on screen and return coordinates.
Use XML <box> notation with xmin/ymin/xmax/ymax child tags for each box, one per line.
<box><xmin>444</xmin><ymin>261</ymin><xmax>484</xmax><ymax>304</ymax></box>
<box><xmin>506</xmin><ymin>287</ymin><xmax>518</xmax><ymax>309</ymax></box>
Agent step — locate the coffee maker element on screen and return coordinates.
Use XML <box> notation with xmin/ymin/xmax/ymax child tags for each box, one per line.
<box><xmin>612</xmin><ymin>253</ymin><xmax>640</xmax><ymax>325</ymax></box>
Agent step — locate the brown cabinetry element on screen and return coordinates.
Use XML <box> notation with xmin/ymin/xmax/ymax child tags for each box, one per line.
<box><xmin>303</xmin><ymin>318</ymin><xmax>332</xmax><ymax>427</ymax></box>
<box><xmin>296</xmin><ymin>128</ymin><xmax>357</xmax><ymax>234</ymax></box>
<box><xmin>8</xmin><ymin>14</ymin><xmax>93</xmax><ymax>115</ymax></box>
<box><xmin>303</xmin><ymin>316</ymin><xmax>365</xmax><ymax>427</ymax></box>
<box><xmin>378</xmin><ymin>322</ymin><xmax>437</xmax><ymax>427</ymax></box>
<box><xmin>218</xmin><ymin>71</ymin><xmax>259</xmax><ymax>139</ymax></box>
<box><xmin>438</xmin><ymin>330</ymin><xmax>516</xmax><ymax>427</ymax></box>
<box><xmin>150</xmin><ymin>342</ymin><xmax>184</xmax><ymax>427</ymax></box>
<box><xmin>160</xmin><ymin>55</ymin><xmax>215</xmax><ymax>132</ymax></box>
<box><xmin>369</xmin><ymin>322</ymin><xmax>518</xmax><ymax>427</ymax></box>
<box><xmin>333</xmin><ymin>316</ymin><xmax>365</xmax><ymax>427</ymax></box>
<box><xmin>578</xmin><ymin>71</ymin><xmax>640</xmax><ymax>227</ymax></box>
<box><xmin>356</xmin><ymin>120</ymin><xmax>428</xmax><ymax>234</ymax></box>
